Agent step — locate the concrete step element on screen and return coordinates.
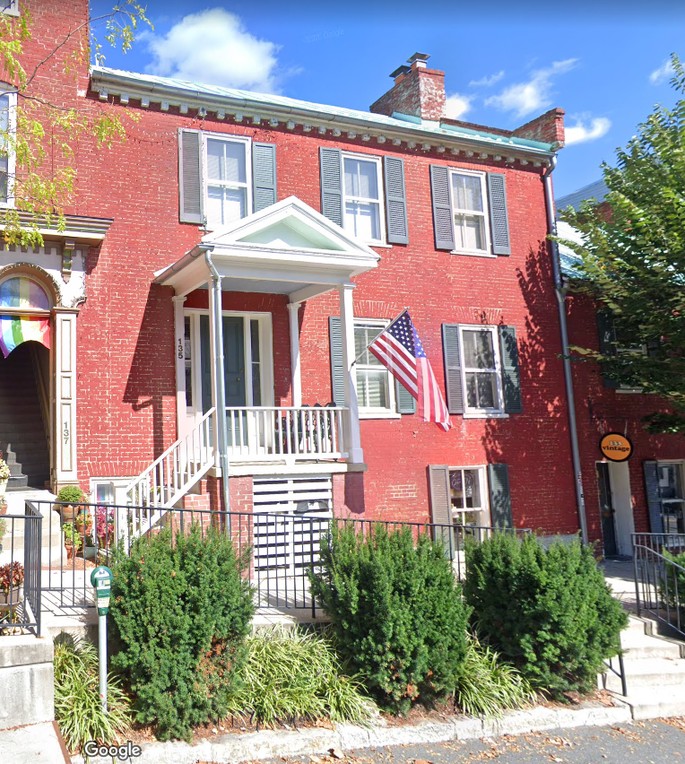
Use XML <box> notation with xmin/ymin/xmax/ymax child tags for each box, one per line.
<box><xmin>605</xmin><ymin>655</ymin><xmax>685</xmax><ymax>693</ymax></box>
<box><xmin>616</xmin><ymin>685</ymin><xmax>685</xmax><ymax>720</ymax></box>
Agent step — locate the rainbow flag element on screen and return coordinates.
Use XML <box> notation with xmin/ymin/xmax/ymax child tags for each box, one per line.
<box><xmin>0</xmin><ymin>315</ymin><xmax>51</xmax><ymax>358</ymax></box>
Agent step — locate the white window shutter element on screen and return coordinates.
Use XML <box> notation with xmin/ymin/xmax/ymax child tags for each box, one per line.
<box><xmin>178</xmin><ymin>129</ymin><xmax>204</xmax><ymax>224</ymax></box>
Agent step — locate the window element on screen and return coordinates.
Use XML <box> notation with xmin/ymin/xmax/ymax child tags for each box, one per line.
<box><xmin>0</xmin><ymin>1</ymin><xmax>19</xmax><ymax>17</ymax></box>
<box><xmin>430</xmin><ymin>165</ymin><xmax>510</xmax><ymax>256</ymax></box>
<box><xmin>178</xmin><ymin>130</ymin><xmax>276</xmax><ymax>227</ymax></box>
<box><xmin>596</xmin><ymin>310</ymin><xmax>655</xmax><ymax>392</ymax></box>
<box><xmin>450</xmin><ymin>171</ymin><xmax>489</xmax><ymax>254</ymax></box>
<box><xmin>443</xmin><ymin>324</ymin><xmax>521</xmax><ymax>417</ymax></box>
<box><xmin>342</xmin><ymin>154</ymin><xmax>384</xmax><ymax>243</ymax></box>
<box><xmin>449</xmin><ymin>467</ymin><xmax>489</xmax><ymax>526</ymax></box>
<box><xmin>354</xmin><ymin>321</ymin><xmax>396</xmax><ymax>414</ymax></box>
<box><xmin>320</xmin><ymin>148</ymin><xmax>408</xmax><ymax>245</ymax></box>
<box><xmin>0</xmin><ymin>87</ymin><xmax>16</xmax><ymax>206</ymax></box>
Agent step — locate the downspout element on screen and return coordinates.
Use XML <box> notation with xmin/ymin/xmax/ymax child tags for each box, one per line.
<box><xmin>542</xmin><ymin>155</ymin><xmax>588</xmax><ymax>544</ymax></box>
<box><xmin>204</xmin><ymin>248</ymin><xmax>231</xmax><ymax>520</ymax></box>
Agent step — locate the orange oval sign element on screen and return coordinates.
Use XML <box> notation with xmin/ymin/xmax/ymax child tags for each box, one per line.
<box><xmin>599</xmin><ymin>433</ymin><xmax>633</xmax><ymax>462</ymax></box>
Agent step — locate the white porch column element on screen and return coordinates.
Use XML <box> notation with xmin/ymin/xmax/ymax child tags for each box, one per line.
<box><xmin>173</xmin><ymin>296</ymin><xmax>188</xmax><ymax>437</ymax></box>
<box><xmin>339</xmin><ymin>284</ymin><xmax>363</xmax><ymax>464</ymax></box>
<box><xmin>288</xmin><ymin>301</ymin><xmax>302</xmax><ymax>408</ymax></box>
<box><xmin>53</xmin><ymin>308</ymin><xmax>78</xmax><ymax>487</ymax></box>
<box><xmin>207</xmin><ymin>278</ymin><xmax>223</xmax><ymax>469</ymax></box>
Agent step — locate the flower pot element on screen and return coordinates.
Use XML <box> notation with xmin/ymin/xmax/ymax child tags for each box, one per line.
<box><xmin>65</xmin><ymin>542</ymin><xmax>75</xmax><ymax>560</ymax></box>
<box><xmin>0</xmin><ymin>479</ymin><xmax>7</xmax><ymax>497</ymax></box>
<box><xmin>59</xmin><ymin>505</ymin><xmax>79</xmax><ymax>524</ymax></box>
<box><xmin>0</xmin><ymin>585</ymin><xmax>23</xmax><ymax>613</ymax></box>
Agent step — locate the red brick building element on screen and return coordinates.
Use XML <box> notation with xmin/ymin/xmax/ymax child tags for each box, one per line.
<box><xmin>5</xmin><ymin>0</ymin><xmax>645</xmax><ymax>549</ymax></box>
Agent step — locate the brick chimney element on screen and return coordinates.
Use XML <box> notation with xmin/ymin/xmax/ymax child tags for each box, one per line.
<box><xmin>370</xmin><ymin>53</ymin><xmax>446</xmax><ymax>122</ymax></box>
<box><xmin>513</xmin><ymin>108</ymin><xmax>566</xmax><ymax>148</ymax></box>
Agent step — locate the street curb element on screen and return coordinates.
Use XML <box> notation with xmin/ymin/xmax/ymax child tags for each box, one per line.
<box><xmin>72</xmin><ymin>701</ymin><xmax>632</xmax><ymax>764</ymax></box>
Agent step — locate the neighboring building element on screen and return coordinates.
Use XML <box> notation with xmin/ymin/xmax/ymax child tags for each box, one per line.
<box><xmin>558</xmin><ymin>184</ymin><xmax>685</xmax><ymax>556</ymax></box>
<box><xmin>3</xmin><ymin>1</ymin><xmax>589</xmax><ymax>543</ymax></box>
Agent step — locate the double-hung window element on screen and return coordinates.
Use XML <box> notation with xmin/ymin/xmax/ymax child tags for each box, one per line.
<box><xmin>354</xmin><ymin>320</ymin><xmax>396</xmax><ymax>414</ymax></box>
<box><xmin>431</xmin><ymin>165</ymin><xmax>510</xmax><ymax>256</ymax></box>
<box><xmin>450</xmin><ymin>170</ymin><xmax>489</xmax><ymax>255</ymax></box>
<box><xmin>203</xmin><ymin>135</ymin><xmax>250</xmax><ymax>228</ymax></box>
<box><xmin>442</xmin><ymin>324</ymin><xmax>522</xmax><ymax>417</ymax></box>
<box><xmin>342</xmin><ymin>154</ymin><xmax>384</xmax><ymax>243</ymax></box>
<box><xmin>0</xmin><ymin>87</ymin><xmax>16</xmax><ymax>206</ymax></box>
<box><xmin>178</xmin><ymin>129</ymin><xmax>276</xmax><ymax>227</ymax></box>
<box><xmin>449</xmin><ymin>466</ymin><xmax>489</xmax><ymax>526</ymax></box>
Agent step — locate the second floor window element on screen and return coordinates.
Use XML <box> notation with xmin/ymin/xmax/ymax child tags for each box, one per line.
<box><xmin>342</xmin><ymin>154</ymin><xmax>383</xmax><ymax>243</ymax></box>
<box><xmin>205</xmin><ymin>135</ymin><xmax>250</xmax><ymax>228</ymax></box>
<box><xmin>0</xmin><ymin>88</ymin><xmax>16</xmax><ymax>206</ymax></box>
<box><xmin>450</xmin><ymin>170</ymin><xmax>488</xmax><ymax>254</ymax></box>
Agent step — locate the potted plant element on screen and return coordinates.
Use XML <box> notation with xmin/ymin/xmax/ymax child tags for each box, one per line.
<box><xmin>56</xmin><ymin>485</ymin><xmax>86</xmax><ymax>523</ymax></box>
<box><xmin>95</xmin><ymin>505</ymin><xmax>115</xmax><ymax>549</ymax></box>
<box><xmin>0</xmin><ymin>562</ymin><xmax>24</xmax><ymax>613</ymax></box>
<box><xmin>74</xmin><ymin>509</ymin><xmax>93</xmax><ymax>536</ymax></box>
<box><xmin>62</xmin><ymin>522</ymin><xmax>82</xmax><ymax>560</ymax></box>
<box><xmin>0</xmin><ymin>497</ymin><xmax>6</xmax><ymax>515</ymax></box>
<box><xmin>0</xmin><ymin>457</ymin><xmax>10</xmax><ymax>497</ymax></box>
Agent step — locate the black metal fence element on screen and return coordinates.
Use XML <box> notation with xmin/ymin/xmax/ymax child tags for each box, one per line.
<box><xmin>632</xmin><ymin>532</ymin><xmax>685</xmax><ymax>639</ymax></box>
<box><xmin>0</xmin><ymin>504</ymin><xmax>42</xmax><ymax>636</ymax></box>
<box><xmin>29</xmin><ymin>499</ymin><xmax>527</xmax><ymax>619</ymax></box>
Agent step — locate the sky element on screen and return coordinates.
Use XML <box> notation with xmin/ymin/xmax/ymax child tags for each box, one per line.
<box><xmin>90</xmin><ymin>0</ymin><xmax>685</xmax><ymax>199</ymax></box>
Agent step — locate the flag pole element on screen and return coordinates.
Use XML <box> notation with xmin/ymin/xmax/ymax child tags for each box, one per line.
<box><xmin>350</xmin><ymin>307</ymin><xmax>409</xmax><ymax>366</ymax></box>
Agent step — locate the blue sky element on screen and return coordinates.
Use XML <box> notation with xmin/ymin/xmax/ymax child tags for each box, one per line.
<box><xmin>91</xmin><ymin>1</ymin><xmax>685</xmax><ymax>198</ymax></box>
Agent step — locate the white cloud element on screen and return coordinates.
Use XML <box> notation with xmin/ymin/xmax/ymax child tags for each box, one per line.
<box><xmin>485</xmin><ymin>59</ymin><xmax>577</xmax><ymax>118</ymax></box>
<box><xmin>565</xmin><ymin>117</ymin><xmax>611</xmax><ymax>146</ymax></box>
<box><xmin>444</xmin><ymin>93</ymin><xmax>472</xmax><ymax>120</ymax></box>
<box><xmin>468</xmin><ymin>71</ymin><xmax>505</xmax><ymax>88</ymax></box>
<box><xmin>145</xmin><ymin>8</ymin><xmax>282</xmax><ymax>92</ymax></box>
<box><xmin>650</xmin><ymin>58</ymin><xmax>674</xmax><ymax>85</ymax></box>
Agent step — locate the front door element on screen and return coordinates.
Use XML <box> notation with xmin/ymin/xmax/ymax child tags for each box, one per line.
<box><xmin>597</xmin><ymin>462</ymin><xmax>618</xmax><ymax>557</ymax></box>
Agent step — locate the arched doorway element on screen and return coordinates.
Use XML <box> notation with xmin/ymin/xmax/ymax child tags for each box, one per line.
<box><xmin>0</xmin><ymin>274</ymin><xmax>53</xmax><ymax>489</ymax></box>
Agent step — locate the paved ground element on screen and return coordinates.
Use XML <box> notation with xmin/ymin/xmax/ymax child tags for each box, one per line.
<box><xmin>256</xmin><ymin>718</ymin><xmax>685</xmax><ymax>764</ymax></box>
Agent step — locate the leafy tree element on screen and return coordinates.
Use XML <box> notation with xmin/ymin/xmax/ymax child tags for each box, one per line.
<box><xmin>559</xmin><ymin>53</ymin><xmax>685</xmax><ymax>433</ymax></box>
<box><xmin>0</xmin><ymin>1</ymin><xmax>150</xmax><ymax>246</ymax></box>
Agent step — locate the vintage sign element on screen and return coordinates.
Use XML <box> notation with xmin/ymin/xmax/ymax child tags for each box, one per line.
<box><xmin>599</xmin><ymin>432</ymin><xmax>633</xmax><ymax>462</ymax></box>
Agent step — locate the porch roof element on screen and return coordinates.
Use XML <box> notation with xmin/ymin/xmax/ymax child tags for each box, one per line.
<box><xmin>155</xmin><ymin>196</ymin><xmax>380</xmax><ymax>300</ymax></box>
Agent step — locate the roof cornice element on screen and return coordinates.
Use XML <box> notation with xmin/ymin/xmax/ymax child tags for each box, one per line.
<box><xmin>90</xmin><ymin>67</ymin><xmax>555</xmax><ymax>167</ymax></box>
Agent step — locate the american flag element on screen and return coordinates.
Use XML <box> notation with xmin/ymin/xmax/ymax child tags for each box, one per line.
<box><xmin>368</xmin><ymin>310</ymin><xmax>451</xmax><ymax>431</ymax></box>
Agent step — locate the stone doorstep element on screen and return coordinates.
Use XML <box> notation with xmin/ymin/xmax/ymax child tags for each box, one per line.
<box><xmin>71</xmin><ymin>701</ymin><xmax>631</xmax><ymax>764</ymax></box>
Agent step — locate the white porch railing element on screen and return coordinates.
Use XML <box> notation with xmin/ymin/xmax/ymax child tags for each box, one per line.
<box><xmin>224</xmin><ymin>405</ymin><xmax>347</xmax><ymax>462</ymax></box>
<box><xmin>120</xmin><ymin>408</ymin><xmax>216</xmax><ymax>542</ymax></box>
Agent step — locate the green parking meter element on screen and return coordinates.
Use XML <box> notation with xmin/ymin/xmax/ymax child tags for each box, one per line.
<box><xmin>90</xmin><ymin>566</ymin><xmax>113</xmax><ymax>711</ymax></box>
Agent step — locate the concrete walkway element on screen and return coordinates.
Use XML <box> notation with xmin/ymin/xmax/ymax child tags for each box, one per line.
<box><xmin>0</xmin><ymin>722</ymin><xmax>69</xmax><ymax>764</ymax></box>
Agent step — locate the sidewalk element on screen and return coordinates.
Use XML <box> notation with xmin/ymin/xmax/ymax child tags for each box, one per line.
<box><xmin>0</xmin><ymin>723</ymin><xmax>69</xmax><ymax>764</ymax></box>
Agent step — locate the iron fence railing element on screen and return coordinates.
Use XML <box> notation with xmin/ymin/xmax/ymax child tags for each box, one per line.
<box><xmin>30</xmin><ymin>499</ymin><xmax>528</xmax><ymax>619</ymax></box>
<box><xmin>0</xmin><ymin>505</ymin><xmax>42</xmax><ymax>636</ymax></box>
<box><xmin>632</xmin><ymin>532</ymin><xmax>685</xmax><ymax>639</ymax></box>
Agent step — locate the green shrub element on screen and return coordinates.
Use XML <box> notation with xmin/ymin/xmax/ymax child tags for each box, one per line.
<box><xmin>56</xmin><ymin>485</ymin><xmax>86</xmax><ymax>504</ymax></box>
<box><xmin>227</xmin><ymin>626</ymin><xmax>374</xmax><ymax>726</ymax></box>
<box><xmin>109</xmin><ymin>525</ymin><xmax>254</xmax><ymax>741</ymax></box>
<box><xmin>661</xmin><ymin>549</ymin><xmax>685</xmax><ymax>612</ymax></box>
<box><xmin>463</xmin><ymin>533</ymin><xmax>627</xmax><ymax>698</ymax></box>
<box><xmin>455</xmin><ymin>634</ymin><xmax>536</xmax><ymax>717</ymax></box>
<box><xmin>54</xmin><ymin>636</ymin><xmax>131</xmax><ymax>753</ymax></box>
<box><xmin>309</xmin><ymin>523</ymin><xmax>470</xmax><ymax>714</ymax></box>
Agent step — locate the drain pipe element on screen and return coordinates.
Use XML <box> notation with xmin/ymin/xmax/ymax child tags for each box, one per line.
<box><xmin>542</xmin><ymin>155</ymin><xmax>588</xmax><ymax>544</ymax></box>
<box><xmin>204</xmin><ymin>247</ymin><xmax>231</xmax><ymax>520</ymax></box>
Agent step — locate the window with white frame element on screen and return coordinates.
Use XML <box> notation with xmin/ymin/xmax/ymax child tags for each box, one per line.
<box><xmin>342</xmin><ymin>153</ymin><xmax>384</xmax><ymax>244</ymax></box>
<box><xmin>354</xmin><ymin>320</ymin><xmax>396</xmax><ymax>414</ymax></box>
<box><xmin>461</xmin><ymin>326</ymin><xmax>504</xmax><ymax>414</ymax></box>
<box><xmin>0</xmin><ymin>87</ymin><xmax>16</xmax><ymax>206</ymax></box>
<box><xmin>449</xmin><ymin>170</ymin><xmax>490</xmax><ymax>255</ymax></box>
<box><xmin>449</xmin><ymin>466</ymin><xmax>490</xmax><ymax>527</ymax></box>
<box><xmin>204</xmin><ymin>134</ymin><xmax>251</xmax><ymax>228</ymax></box>
<box><xmin>0</xmin><ymin>1</ymin><xmax>18</xmax><ymax>16</ymax></box>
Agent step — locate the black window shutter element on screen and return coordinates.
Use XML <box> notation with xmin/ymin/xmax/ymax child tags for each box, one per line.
<box><xmin>643</xmin><ymin>460</ymin><xmax>664</xmax><ymax>534</ymax></box>
<box><xmin>395</xmin><ymin>378</ymin><xmax>416</xmax><ymax>414</ymax></box>
<box><xmin>252</xmin><ymin>142</ymin><xmax>277</xmax><ymax>212</ymax></box>
<box><xmin>329</xmin><ymin>317</ymin><xmax>345</xmax><ymax>406</ymax></box>
<box><xmin>487</xmin><ymin>172</ymin><xmax>511</xmax><ymax>256</ymax></box>
<box><xmin>442</xmin><ymin>324</ymin><xmax>464</xmax><ymax>414</ymax></box>
<box><xmin>428</xmin><ymin>465</ymin><xmax>453</xmax><ymax>552</ymax></box>
<box><xmin>596</xmin><ymin>310</ymin><xmax>619</xmax><ymax>389</ymax></box>
<box><xmin>430</xmin><ymin>165</ymin><xmax>455</xmax><ymax>251</ymax></box>
<box><xmin>499</xmin><ymin>326</ymin><xmax>522</xmax><ymax>413</ymax></box>
<box><xmin>178</xmin><ymin>129</ymin><xmax>204</xmax><ymax>224</ymax></box>
<box><xmin>320</xmin><ymin>147</ymin><xmax>343</xmax><ymax>227</ymax></box>
<box><xmin>384</xmin><ymin>156</ymin><xmax>408</xmax><ymax>244</ymax></box>
<box><xmin>488</xmin><ymin>463</ymin><xmax>513</xmax><ymax>529</ymax></box>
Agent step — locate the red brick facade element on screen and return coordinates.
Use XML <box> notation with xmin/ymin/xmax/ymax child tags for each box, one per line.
<box><xmin>4</xmin><ymin>1</ymin><xmax>680</xmax><ymax>552</ymax></box>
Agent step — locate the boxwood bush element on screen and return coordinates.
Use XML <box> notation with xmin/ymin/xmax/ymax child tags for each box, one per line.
<box><xmin>109</xmin><ymin>525</ymin><xmax>254</xmax><ymax>740</ymax></box>
<box><xmin>309</xmin><ymin>523</ymin><xmax>469</xmax><ymax>714</ymax></box>
<box><xmin>463</xmin><ymin>533</ymin><xmax>627</xmax><ymax>698</ymax></box>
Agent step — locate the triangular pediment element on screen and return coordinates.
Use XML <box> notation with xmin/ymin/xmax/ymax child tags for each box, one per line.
<box><xmin>201</xmin><ymin>196</ymin><xmax>379</xmax><ymax>260</ymax></box>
